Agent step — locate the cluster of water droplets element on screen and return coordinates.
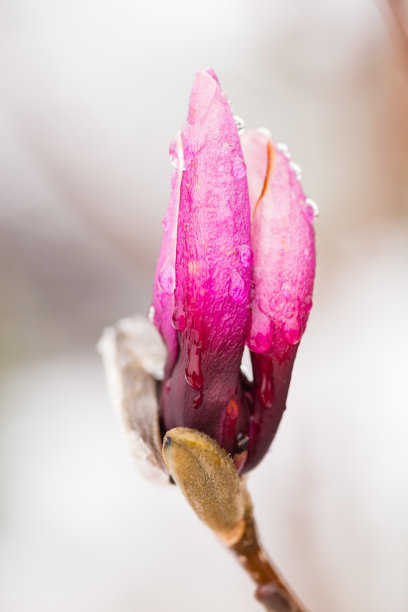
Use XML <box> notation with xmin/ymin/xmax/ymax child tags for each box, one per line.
<box><xmin>266</xmin><ymin>280</ymin><xmax>314</xmax><ymax>347</ymax></box>
<box><xmin>260</xmin><ymin>133</ymin><xmax>320</xmax><ymax>221</ymax></box>
<box><xmin>228</xmin><ymin>269</ymin><xmax>246</xmax><ymax>303</ymax></box>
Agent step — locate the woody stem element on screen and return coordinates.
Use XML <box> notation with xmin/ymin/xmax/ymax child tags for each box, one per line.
<box><xmin>225</xmin><ymin>483</ymin><xmax>309</xmax><ymax>612</ymax></box>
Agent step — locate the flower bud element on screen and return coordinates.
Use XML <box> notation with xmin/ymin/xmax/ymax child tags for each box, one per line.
<box><xmin>240</xmin><ymin>130</ymin><xmax>316</xmax><ymax>470</ymax></box>
<box><xmin>153</xmin><ymin>69</ymin><xmax>252</xmax><ymax>457</ymax></box>
<box><xmin>152</xmin><ymin>73</ymin><xmax>316</xmax><ymax>474</ymax></box>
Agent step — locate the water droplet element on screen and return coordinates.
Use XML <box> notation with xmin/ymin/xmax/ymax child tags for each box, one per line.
<box><xmin>256</xmin><ymin>359</ymin><xmax>274</xmax><ymax>408</ymax></box>
<box><xmin>193</xmin><ymin>388</ymin><xmax>203</xmax><ymax>409</ymax></box>
<box><xmin>234</xmin><ymin>115</ymin><xmax>245</xmax><ymax>134</ymax></box>
<box><xmin>306</xmin><ymin>197</ymin><xmax>319</xmax><ymax>218</ymax></box>
<box><xmin>276</xmin><ymin>142</ymin><xmax>291</xmax><ymax>159</ymax></box>
<box><xmin>158</xmin><ymin>260</ymin><xmax>174</xmax><ymax>295</ymax></box>
<box><xmin>284</xmin><ymin>326</ymin><xmax>302</xmax><ymax>345</ymax></box>
<box><xmin>147</xmin><ymin>305</ymin><xmax>155</xmax><ymax>323</ymax></box>
<box><xmin>284</xmin><ymin>315</ymin><xmax>302</xmax><ymax>345</ymax></box>
<box><xmin>237</xmin><ymin>244</ymin><xmax>253</xmax><ymax>268</ymax></box>
<box><xmin>228</xmin><ymin>269</ymin><xmax>247</xmax><ymax>303</ymax></box>
<box><xmin>304</xmin><ymin>296</ymin><xmax>313</xmax><ymax>312</ymax></box>
<box><xmin>289</xmin><ymin>161</ymin><xmax>302</xmax><ymax>180</ymax></box>
<box><xmin>232</xmin><ymin>156</ymin><xmax>246</xmax><ymax>179</ymax></box>
<box><xmin>172</xmin><ymin>302</ymin><xmax>186</xmax><ymax>332</ymax></box>
<box><xmin>248</xmin><ymin>330</ymin><xmax>271</xmax><ymax>354</ymax></box>
<box><xmin>169</xmin><ymin>139</ymin><xmax>185</xmax><ymax>170</ymax></box>
<box><xmin>185</xmin><ymin>332</ymin><xmax>203</xmax><ymax>390</ymax></box>
<box><xmin>257</xmin><ymin>127</ymin><xmax>272</xmax><ymax>139</ymax></box>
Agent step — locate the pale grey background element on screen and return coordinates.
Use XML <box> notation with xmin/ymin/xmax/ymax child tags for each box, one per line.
<box><xmin>1</xmin><ymin>1</ymin><xmax>408</xmax><ymax>611</ymax></box>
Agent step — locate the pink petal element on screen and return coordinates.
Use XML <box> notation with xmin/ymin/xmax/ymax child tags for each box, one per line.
<box><xmin>161</xmin><ymin>69</ymin><xmax>252</xmax><ymax>454</ymax></box>
<box><xmin>240</xmin><ymin>130</ymin><xmax>316</xmax><ymax>471</ymax></box>
<box><xmin>151</xmin><ymin>132</ymin><xmax>184</xmax><ymax>376</ymax></box>
<box><xmin>241</xmin><ymin>130</ymin><xmax>315</xmax><ymax>360</ymax></box>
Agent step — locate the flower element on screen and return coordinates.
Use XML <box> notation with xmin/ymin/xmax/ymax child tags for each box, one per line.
<box><xmin>152</xmin><ymin>69</ymin><xmax>315</xmax><ymax>473</ymax></box>
<box><xmin>240</xmin><ymin>130</ymin><xmax>316</xmax><ymax>471</ymax></box>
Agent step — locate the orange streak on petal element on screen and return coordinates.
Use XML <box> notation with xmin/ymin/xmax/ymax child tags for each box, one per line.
<box><xmin>252</xmin><ymin>140</ymin><xmax>275</xmax><ymax>219</ymax></box>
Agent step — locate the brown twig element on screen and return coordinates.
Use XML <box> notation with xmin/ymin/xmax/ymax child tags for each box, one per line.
<box><xmin>161</xmin><ymin>426</ymin><xmax>309</xmax><ymax>611</ymax></box>
<box><xmin>225</xmin><ymin>483</ymin><xmax>308</xmax><ymax>612</ymax></box>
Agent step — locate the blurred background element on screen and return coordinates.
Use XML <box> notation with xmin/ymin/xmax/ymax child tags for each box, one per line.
<box><xmin>1</xmin><ymin>1</ymin><xmax>408</xmax><ymax>610</ymax></box>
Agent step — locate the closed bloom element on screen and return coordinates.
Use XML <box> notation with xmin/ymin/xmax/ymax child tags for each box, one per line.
<box><xmin>152</xmin><ymin>69</ymin><xmax>315</xmax><ymax>473</ymax></box>
<box><xmin>241</xmin><ymin>130</ymin><xmax>316</xmax><ymax>470</ymax></box>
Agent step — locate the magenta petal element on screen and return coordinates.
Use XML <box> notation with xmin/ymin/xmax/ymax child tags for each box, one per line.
<box><xmin>241</xmin><ymin>130</ymin><xmax>315</xmax><ymax>358</ymax></box>
<box><xmin>161</xmin><ymin>70</ymin><xmax>252</xmax><ymax>454</ymax></box>
<box><xmin>241</xmin><ymin>130</ymin><xmax>316</xmax><ymax>470</ymax></box>
<box><xmin>152</xmin><ymin>132</ymin><xmax>184</xmax><ymax>376</ymax></box>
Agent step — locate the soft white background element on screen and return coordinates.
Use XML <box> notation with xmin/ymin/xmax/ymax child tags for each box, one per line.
<box><xmin>1</xmin><ymin>1</ymin><xmax>408</xmax><ymax>611</ymax></box>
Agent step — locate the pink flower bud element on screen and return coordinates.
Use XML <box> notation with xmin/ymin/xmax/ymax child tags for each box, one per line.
<box><xmin>152</xmin><ymin>73</ymin><xmax>316</xmax><ymax>472</ymax></box>
<box><xmin>240</xmin><ymin>130</ymin><xmax>316</xmax><ymax>470</ymax></box>
<box><xmin>153</xmin><ymin>69</ymin><xmax>252</xmax><ymax>456</ymax></box>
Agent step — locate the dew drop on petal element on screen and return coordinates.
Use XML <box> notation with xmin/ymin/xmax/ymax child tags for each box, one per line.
<box><xmin>257</xmin><ymin>127</ymin><xmax>272</xmax><ymax>139</ymax></box>
<box><xmin>193</xmin><ymin>388</ymin><xmax>203</xmax><ymax>409</ymax></box>
<box><xmin>234</xmin><ymin>115</ymin><xmax>245</xmax><ymax>134</ymax></box>
<box><xmin>228</xmin><ymin>269</ymin><xmax>246</xmax><ymax>303</ymax></box>
<box><xmin>237</xmin><ymin>244</ymin><xmax>253</xmax><ymax>268</ymax></box>
<box><xmin>284</xmin><ymin>327</ymin><xmax>302</xmax><ymax>345</ymax></box>
<box><xmin>232</xmin><ymin>156</ymin><xmax>246</xmax><ymax>179</ymax></box>
<box><xmin>289</xmin><ymin>161</ymin><xmax>302</xmax><ymax>180</ymax></box>
<box><xmin>256</xmin><ymin>361</ymin><xmax>274</xmax><ymax>408</ymax></box>
<box><xmin>306</xmin><ymin>197</ymin><xmax>319</xmax><ymax>218</ymax></box>
<box><xmin>169</xmin><ymin>141</ymin><xmax>185</xmax><ymax>170</ymax></box>
<box><xmin>304</xmin><ymin>296</ymin><xmax>313</xmax><ymax>312</ymax></box>
<box><xmin>276</xmin><ymin>142</ymin><xmax>291</xmax><ymax>159</ymax></box>
<box><xmin>185</xmin><ymin>332</ymin><xmax>203</xmax><ymax>390</ymax></box>
<box><xmin>284</xmin><ymin>314</ymin><xmax>302</xmax><ymax>345</ymax></box>
<box><xmin>158</xmin><ymin>260</ymin><xmax>175</xmax><ymax>295</ymax></box>
<box><xmin>172</xmin><ymin>301</ymin><xmax>186</xmax><ymax>332</ymax></box>
<box><xmin>258</xmin><ymin>298</ymin><xmax>270</xmax><ymax>316</ymax></box>
<box><xmin>147</xmin><ymin>305</ymin><xmax>155</xmax><ymax>323</ymax></box>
